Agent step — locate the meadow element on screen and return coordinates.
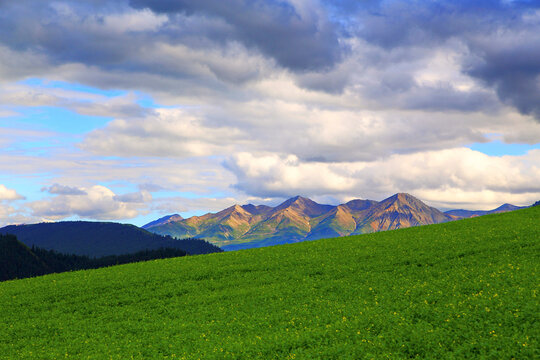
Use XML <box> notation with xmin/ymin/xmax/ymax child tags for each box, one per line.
<box><xmin>0</xmin><ymin>207</ymin><xmax>538</xmax><ymax>359</ymax></box>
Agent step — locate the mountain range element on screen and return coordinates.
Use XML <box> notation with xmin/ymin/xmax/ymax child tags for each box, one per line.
<box><xmin>144</xmin><ymin>193</ymin><xmax>530</xmax><ymax>250</ymax></box>
<box><xmin>0</xmin><ymin>194</ymin><xmax>528</xmax><ymax>256</ymax></box>
<box><xmin>143</xmin><ymin>193</ymin><xmax>485</xmax><ymax>250</ymax></box>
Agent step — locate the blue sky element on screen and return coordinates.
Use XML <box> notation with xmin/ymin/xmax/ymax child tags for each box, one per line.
<box><xmin>1</xmin><ymin>0</ymin><xmax>540</xmax><ymax>226</ymax></box>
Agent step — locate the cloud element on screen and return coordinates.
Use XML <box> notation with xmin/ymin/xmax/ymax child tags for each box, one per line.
<box><xmin>465</xmin><ymin>30</ymin><xmax>540</xmax><ymax>119</ymax></box>
<box><xmin>0</xmin><ymin>184</ymin><xmax>25</xmax><ymax>201</ymax></box>
<box><xmin>0</xmin><ymin>0</ymin><xmax>539</xmax><ymax>222</ymax></box>
<box><xmin>113</xmin><ymin>190</ymin><xmax>151</xmax><ymax>203</ymax></box>
<box><xmin>0</xmin><ymin>82</ymin><xmax>152</xmax><ymax>120</ymax></box>
<box><xmin>29</xmin><ymin>185</ymin><xmax>151</xmax><ymax>220</ymax></box>
<box><xmin>0</xmin><ymin>127</ymin><xmax>54</xmax><ymax>149</ymax></box>
<box><xmin>150</xmin><ymin>195</ymin><xmax>250</xmax><ymax>216</ymax></box>
<box><xmin>0</xmin><ymin>203</ymin><xmax>34</xmax><ymax>226</ymax></box>
<box><xmin>225</xmin><ymin>148</ymin><xmax>540</xmax><ymax>209</ymax></box>
<box><xmin>347</xmin><ymin>1</ymin><xmax>540</xmax><ymax>120</ymax></box>
<box><xmin>81</xmin><ymin>108</ymin><xmax>246</xmax><ymax>157</ymax></box>
<box><xmin>0</xmin><ymin>0</ymin><xmax>538</xmax><ymax>120</ymax></box>
<box><xmin>82</xmin><ymin>99</ymin><xmax>537</xmax><ymax>163</ymax></box>
<box><xmin>0</xmin><ymin>45</ymin><xmax>52</xmax><ymax>83</ymax></box>
<box><xmin>0</xmin><ymin>201</ymin><xmax>52</xmax><ymax>226</ymax></box>
<box><xmin>0</xmin><ymin>1</ymin><xmax>295</xmax><ymax>88</ymax></box>
<box><xmin>1</xmin><ymin>0</ymin><xmax>538</xmax><ymax>122</ymax></box>
<box><xmin>0</xmin><ymin>148</ymin><xmax>236</xmax><ymax>197</ymax></box>
<box><xmin>41</xmin><ymin>184</ymin><xmax>87</xmax><ymax>195</ymax></box>
<box><xmin>138</xmin><ymin>183</ymin><xmax>166</xmax><ymax>192</ymax></box>
<box><xmin>129</xmin><ymin>0</ymin><xmax>345</xmax><ymax>71</ymax></box>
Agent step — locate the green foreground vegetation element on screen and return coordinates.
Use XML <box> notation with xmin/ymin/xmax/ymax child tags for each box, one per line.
<box><xmin>1</xmin><ymin>207</ymin><xmax>538</xmax><ymax>359</ymax></box>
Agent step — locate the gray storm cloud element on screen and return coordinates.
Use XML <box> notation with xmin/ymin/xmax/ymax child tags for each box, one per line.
<box><xmin>128</xmin><ymin>0</ymin><xmax>346</xmax><ymax>71</ymax></box>
<box><xmin>1</xmin><ymin>0</ymin><xmax>539</xmax><ymax>119</ymax></box>
<box><xmin>351</xmin><ymin>0</ymin><xmax>540</xmax><ymax>120</ymax></box>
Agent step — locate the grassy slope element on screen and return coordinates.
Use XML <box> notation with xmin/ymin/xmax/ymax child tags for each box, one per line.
<box><xmin>0</xmin><ymin>207</ymin><xmax>538</xmax><ymax>359</ymax></box>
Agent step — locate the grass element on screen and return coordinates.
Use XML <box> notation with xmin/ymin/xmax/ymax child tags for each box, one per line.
<box><xmin>0</xmin><ymin>207</ymin><xmax>538</xmax><ymax>359</ymax></box>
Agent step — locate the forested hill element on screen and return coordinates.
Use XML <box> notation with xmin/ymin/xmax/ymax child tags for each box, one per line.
<box><xmin>0</xmin><ymin>234</ymin><xmax>190</xmax><ymax>282</ymax></box>
<box><xmin>0</xmin><ymin>234</ymin><xmax>50</xmax><ymax>281</ymax></box>
<box><xmin>0</xmin><ymin>221</ymin><xmax>222</xmax><ymax>257</ymax></box>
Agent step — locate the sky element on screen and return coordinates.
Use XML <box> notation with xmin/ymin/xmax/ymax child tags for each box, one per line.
<box><xmin>1</xmin><ymin>0</ymin><xmax>540</xmax><ymax>227</ymax></box>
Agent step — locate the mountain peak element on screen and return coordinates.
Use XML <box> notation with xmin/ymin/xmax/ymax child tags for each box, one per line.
<box><xmin>220</xmin><ymin>204</ymin><xmax>251</xmax><ymax>216</ymax></box>
<box><xmin>289</xmin><ymin>195</ymin><xmax>311</xmax><ymax>203</ymax></box>
<box><xmin>390</xmin><ymin>193</ymin><xmax>416</xmax><ymax>201</ymax></box>
<box><xmin>491</xmin><ymin>203</ymin><xmax>522</xmax><ymax>212</ymax></box>
<box><xmin>274</xmin><ymin>196</ymin><xmax>333</xmax><ymax>217</ymax></box>
<box><xmin>382</xmin><ymin>193</ymin><xmax>432</xmax><ymax>207</ymax></box>
<box><xmin>291</xmin><ymin>195</ymin><xmax>314</xmax><ymax>205</ymax></box>
<box><xmin>143</xmin><ymin>214</ymin><xmax>183</xmax><ymax>229</ymax></box>
<box><xmin>380</xmin><ymin>193</ymin><xmax>436</xmax><ymax>210</ymax></box>
<box><xmin>348</xmin><ymin>193</ymin><xmax>452</xmax><ymax>234</ymax></box>
<box><xmin>143</xmin><ymin>193</ymin><xmax>529</xmax><ymax>250</ymax></box>
<box><xmin>345</xmin><ymin>199</ymin><xmax>378</xmax><ymax>211</ymax></box>
<box><xmin>241</xmin><ymin>204</ymin><xmax>272</xmax><ymax>215</ymax></box>
<box><xmin>275</xmin><ymin>195</ymin><xmax>310</xmax><ymax>208</ymax></box>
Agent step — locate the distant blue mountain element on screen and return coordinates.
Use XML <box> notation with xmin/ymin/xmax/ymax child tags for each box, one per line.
<box><xmin>445</xmin><ymin>203</ymin><xmax>527</xmax><ymax>219</ymax></box>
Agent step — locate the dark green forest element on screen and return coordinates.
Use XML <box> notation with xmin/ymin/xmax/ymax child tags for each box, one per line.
<box><xmin>1</xmin><ymin>234</ymin><xmax>192</xmax><ymax>282</ymax></box>
<box><xmin>0</xmin><ymin>221</ymin><xmax>222</xmax><ymax>257</ymax></box>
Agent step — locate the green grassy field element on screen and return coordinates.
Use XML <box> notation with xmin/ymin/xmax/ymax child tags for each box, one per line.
<box><xmin>1</xmin><ymin>207</ymin><xmax>538</xmax><ymax>359</ymax></box>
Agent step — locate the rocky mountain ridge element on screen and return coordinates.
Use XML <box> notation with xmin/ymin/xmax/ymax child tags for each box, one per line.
<box><xmin>144</xmin><ymin>193</ymin><xmax>474</xmax><ymax>250</ymax></box>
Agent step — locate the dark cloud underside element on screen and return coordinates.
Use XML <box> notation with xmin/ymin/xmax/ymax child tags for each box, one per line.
<box><xmin>129</xmin><ymin>0</ymin><xmax>346</xmax><ymax>71</ymax></box>
<box><xmin>0</xmin><ymin>0</ymin><xmax>539</xmax><ymax>119</ymax></box>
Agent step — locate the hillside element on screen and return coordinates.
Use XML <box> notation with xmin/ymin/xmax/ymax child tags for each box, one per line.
<box><xmin>144</xmin><ymin>193</ymin><xmax>455</xmax><ymax>250</ymax></box>
<box><xmin>0</xmin><ymin>234</ymin><xmax>189</xmax><ymax>281</ymax></box>
<box><xmin>1</xmin><ymin>207</ymin><xmax>537</xmax><ymax>359</ymax></box>
<box><xmin>0</xmin><ymin>234</ymin><xmax>50</xmax><ymax>281</ymax></box>
<box><xmin>0</xmin><ymin>221</ymin><xmax>222</xmax><ymax>257</ymax></box>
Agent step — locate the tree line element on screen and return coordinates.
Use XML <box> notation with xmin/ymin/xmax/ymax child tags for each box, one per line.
<box><xmin>0</xmin><ymin>234</ymin><xmax>189</xmax><ymax>282</ymax></box>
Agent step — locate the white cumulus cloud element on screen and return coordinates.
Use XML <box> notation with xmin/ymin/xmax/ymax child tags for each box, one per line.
<box><xmin>29</xmin><ymin>185</ymin><xmax>152</xmax><ymax>221</ymax></box>
<box><xmin>0</xmin><ymin>184</ymin><xmax>25</xmax><ymax>201</ymax></box>
<box><xmin>225</xmin><ymin>148</ymin><xmax>540</xmax><ymax>210</ymax></box>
